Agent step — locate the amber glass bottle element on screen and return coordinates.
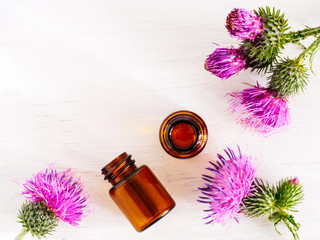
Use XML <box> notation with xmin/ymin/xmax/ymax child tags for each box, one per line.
<box><xmin>159</xmin><ymin>110</ymin><xmax>208</xmax><ymax>158</ymax></box>
<box><xmin>101</xmin><ymin>153</ymin><xmax>175</xmax><ymax>232</ymax></box>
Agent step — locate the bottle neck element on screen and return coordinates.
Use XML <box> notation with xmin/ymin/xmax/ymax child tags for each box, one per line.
<box><xmin>101</xmin><ymin>152</ymin><xmax>137</xmax><ymax>186</ymax></box>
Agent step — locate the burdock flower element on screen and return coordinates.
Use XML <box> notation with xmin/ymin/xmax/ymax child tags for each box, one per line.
<box><xmin>226</xmin><ymin>8</ymin><xmax>264</xmax><ymax>41</ymax></box>
<box><xmin>268</xmin><ymin>58</ymin><xmax>309</xmax><ymax>98</ymax></box>
<box><xmin>198</xmin><ymin>147</ymin><xmax>256</xmax><ymax>226</ymax></box>
<box><xmin>205</xmin><ymin>47</ymin><xmax>247</xmax><ymax>80</ymax></box>
<box><xmin>228</xmin><ymin>84</ymin><xmax>290</xmax><ymax>135</ymax></box>
<box><xmin>288</xmin><ymin>177</ymin><xmax>299</xmax><ymax>185</ymax></box>
<box><xmin>239</xmin><ymin>7</ymin><xmax>290</xmax><ymax>72</ymax></box>
<box><xmin>242</xmin><ymin>177</ymin><xmax>303</xmax><ymax>240</ymax></box>
<box><xmin>16</xmin><ymin>165</ymin><xmax>90</xmax><ymax>239</ymax></box>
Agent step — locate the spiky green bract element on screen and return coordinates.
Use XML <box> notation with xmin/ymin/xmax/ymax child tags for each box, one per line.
<box><xmin>242</xmin><ymin>178</ymin><xmax>304</xmax><ymax>240</ymax></box>
<box><xmin>17</xmin><ymin>201</ymin><xmax>58</xmax><ymax>239</ymax></box>
<box><xmin>268</xmin><ymin>37</ymin><xmax>320</xmax><ymax>98</ymax></box>
<box><xmin>268</xmin><ymin>58</ymin><xmax>309</xmax><ymax>98</ymax></box>
<box><xmin>240</xmin><ymin>6</ymin><xmax>289</xmax><ymax>73</ymax></box>
<box><xmin>241</xmin><ymin>179</ymin><xmax>275</xmax><ymax>218</ymax></box>
<box><xmin>274</xmin><ymin>178</ymin><xmax>304</xmax><ymax>212</ymax></box>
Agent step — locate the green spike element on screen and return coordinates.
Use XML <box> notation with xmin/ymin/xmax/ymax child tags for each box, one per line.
<box><xmin>240</xmin><ymin>6</ymin><xmax>290</xmax><ymax>73</ymax></box>
<box><xmin>268</xmin><ymin>57</ymin><xmax>309</xmax><ymax>98</ymax></box>
<box><xmin>242</xmin><ymin>178</ymin><xmax>303</xmax><ymax>240</ymax></box>
<box><xmin>16</xmin><ymin>201</ymin><xmax>58</xmax><ymax>240</ymax></box>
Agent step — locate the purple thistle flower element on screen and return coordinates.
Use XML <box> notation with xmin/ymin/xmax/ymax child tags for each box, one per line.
<box><xmin>198</xmin><ymin>147</ymin><xmax>256</xmax><ymax>227</ymax></box>
<box><xmin>205</xmin><ymin>47</ymin><xmax>247</xmax><ymax>80</ymax></box>
<box><xmin>288</xmin><ymin>177</ymin><xmax>300</xmax><ymax>185</ymax></box>
<box><xmin>226</xmin><ymin>8</ymin><xmax>264</xmax><ymax>41</ymax></box>
<box><xmin>228</xmin><ymin>84</ymin><xmax>290</xmax><ymax>135</ymax></box>
<box><xmin>22</xmin><ymin>165</ymin><xmax>89</xmax><ymax>226</ymax></box>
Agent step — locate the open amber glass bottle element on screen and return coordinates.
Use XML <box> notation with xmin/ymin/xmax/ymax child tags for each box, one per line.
<box><xmin>159</xmin><ymin>110</ymin><xmax>208</xmax><ymax>158</ymax></box>
<box><xmin>101</xmin><ymin>153</ymin><xmax>175</xmax><ymax>232</ymax></box>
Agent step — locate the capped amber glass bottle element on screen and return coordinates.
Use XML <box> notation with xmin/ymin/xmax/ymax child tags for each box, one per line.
<box><xmin>101</xmin><ymin>153</ymin><xmax>175</xmax><ymax>232</ymax></box>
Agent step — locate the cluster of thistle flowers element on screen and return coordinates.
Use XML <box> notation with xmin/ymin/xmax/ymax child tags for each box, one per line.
<box><xmin>205</xmin><ymin>7</ymin><xmax>320</xmax><ymax>135</ymax></box>
<box><xmin>198</xmin><ymin>146</ymin><xmax>304</xmax><ymax>240</ymax></box>
<box><xmin>16</xmin><ymin>165</ymin><xmax>90</xmax><ymax>240</ymax></box>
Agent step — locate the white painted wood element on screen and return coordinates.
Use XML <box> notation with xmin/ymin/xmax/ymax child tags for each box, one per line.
<box><xmin>0</xmin><ymin>0</ymin><xmax>319</xmax><ymax>239</ymax></box>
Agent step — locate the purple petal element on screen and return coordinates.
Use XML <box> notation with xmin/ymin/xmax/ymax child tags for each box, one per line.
<box><xmin>205</xmin><ymin>47</ymin><xmax>247</xmax><ymax>80</ymax></box>
<box><xmin>198</xmin><ymin>147</ymin><xmax>256</xmax><ymax>227</ymax></box>
<box><xmin>226</xmin><ymin>8</ymin><xmax>264</xmax><ymax>41</ymax></box>
<box><xmin>228</xmin><ymin>84</ymin><xmax>290</xmax><ymax>135</ymax></box>
<box><xmin>21</xmin><ymin>166</ymin><xmax>90</xmax><ymax>226</ymax></box>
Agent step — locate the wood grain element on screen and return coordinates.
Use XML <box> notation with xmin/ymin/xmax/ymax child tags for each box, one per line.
<box><xmin>0</xmin><ymin>0</ymin><xmax>319</xmax><ymax>239</ymax></box>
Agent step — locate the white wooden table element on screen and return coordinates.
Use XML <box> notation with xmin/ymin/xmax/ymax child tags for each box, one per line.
<box><xmin>1</xmin><ymin>1</ymin><xmax>320</xmax><ymax>239</ymax></box>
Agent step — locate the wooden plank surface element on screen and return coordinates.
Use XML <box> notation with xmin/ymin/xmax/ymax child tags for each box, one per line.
<box><xmin>0</xmin><ymin>0</ymin><xmax>319</xmax><ymax>239</ymax></box>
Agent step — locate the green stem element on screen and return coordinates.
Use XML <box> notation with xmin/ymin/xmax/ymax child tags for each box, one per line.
<box><xmin>15</xmin><ymin>228</ymin><xmax>28</xmax><ymax>240</ymax></box>
<box><xmin>283</xmin><ymin>218</ymin><xmax>300</xmax><ymax>240</ymax></box>
<box><xmin>297</xmin><ymin>36</ymin><xmax>320</xmax><ymax>63</ymax></box>
<box><xmin>271</xmin><ymin>210</ymin><xmax>300</xmax><ymax>240</ymax></box>
<box><xmin>284</xmin><ymin>26</ymin><xmax>320</xmax><ymax>43</ymax></box>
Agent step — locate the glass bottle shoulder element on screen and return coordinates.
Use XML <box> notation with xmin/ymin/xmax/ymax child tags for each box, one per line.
<box><xmin>109</xmin><ymin>165</ymin><xmax>148</xmax><ymax>192</ymax></box>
